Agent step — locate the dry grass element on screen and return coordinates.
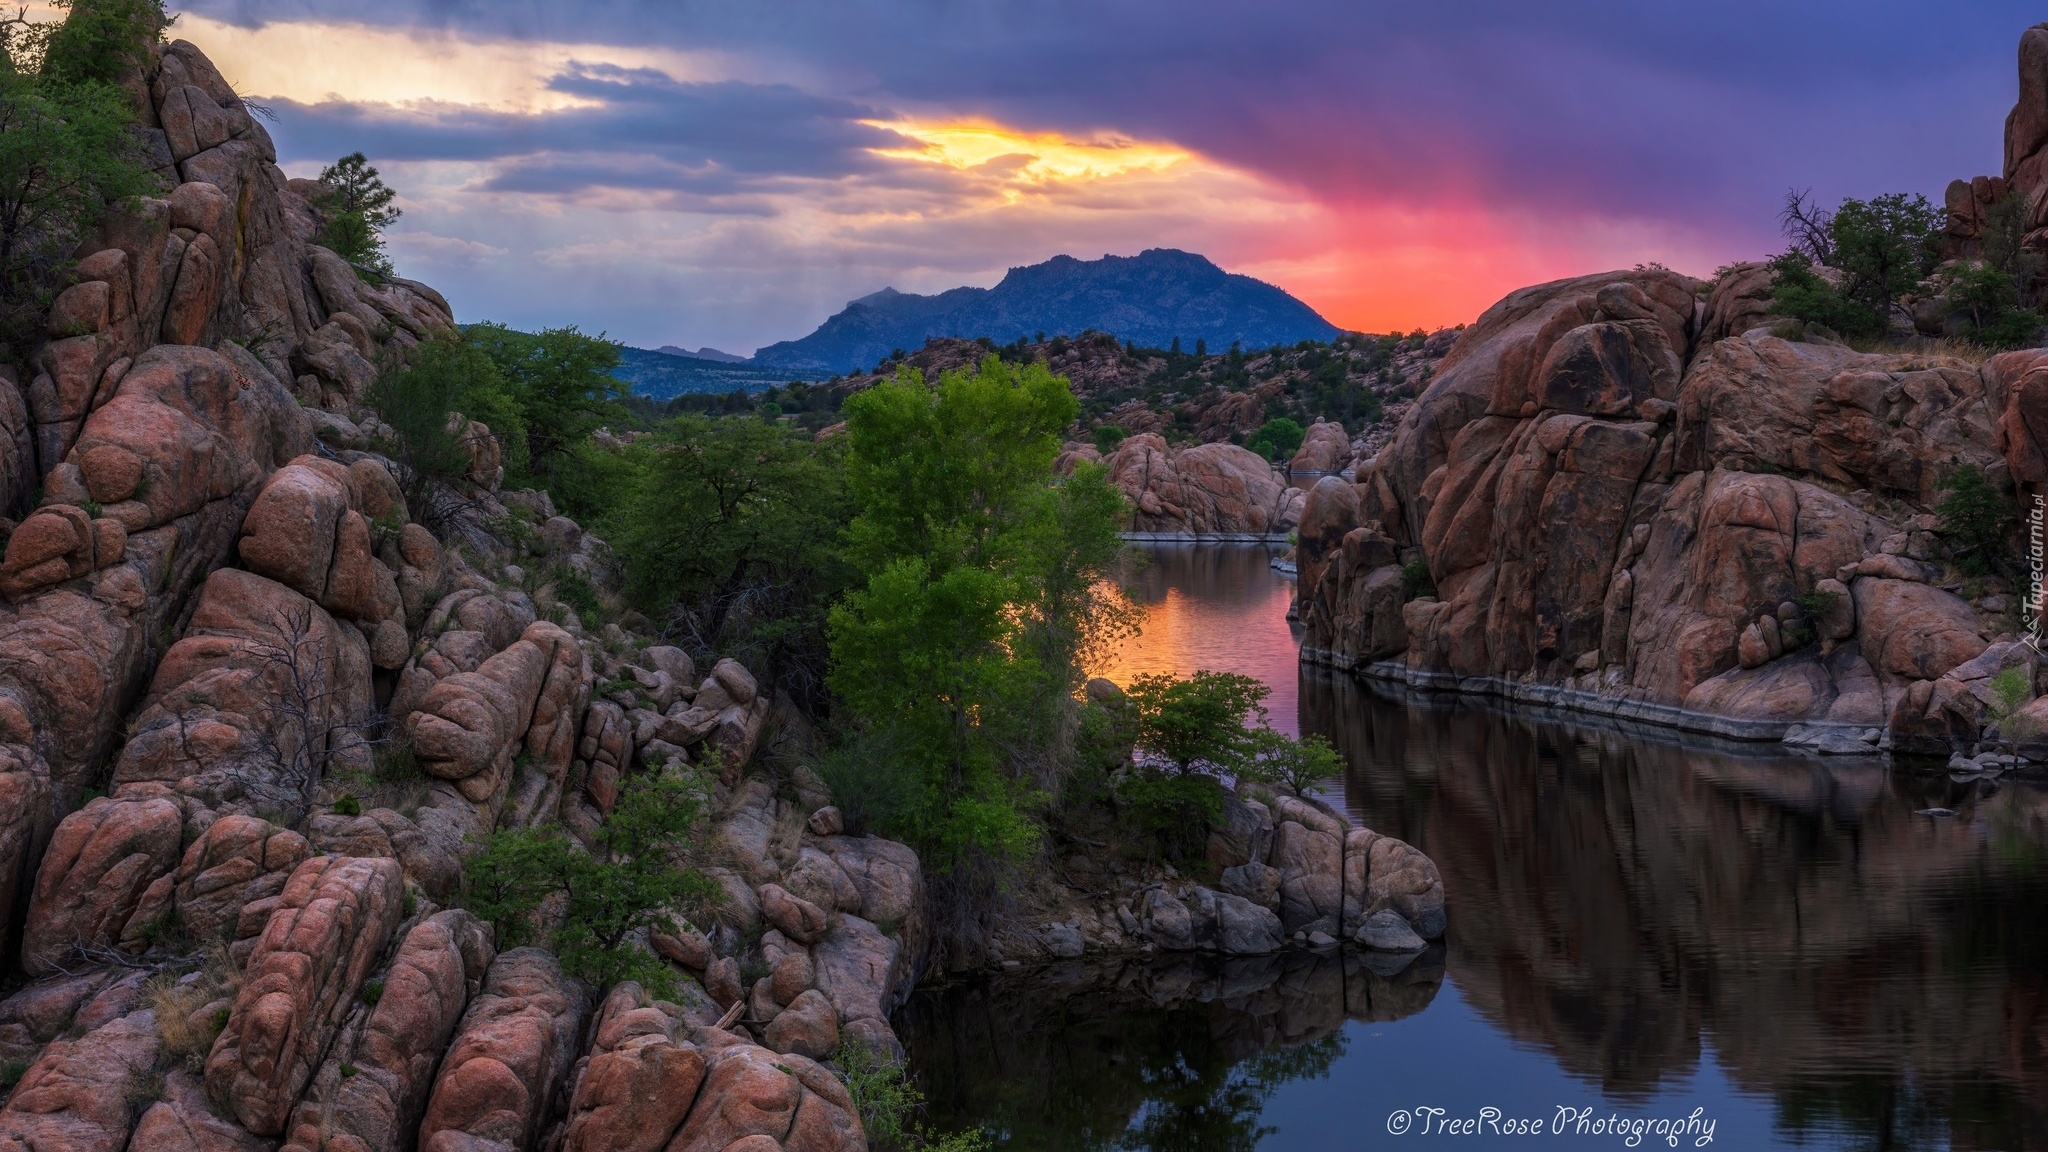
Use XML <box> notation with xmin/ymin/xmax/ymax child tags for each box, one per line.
<box><xmin>144</xmin><ymin>943</ymin><xmax>239</xmax><ymax>1072</ymax></box>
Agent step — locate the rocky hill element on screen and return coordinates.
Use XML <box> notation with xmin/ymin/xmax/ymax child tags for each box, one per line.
<box><xmin>1296</xmin><ymin>263</ymin><xmax>2048</xmax><ymax>762</ymax></box>
<box><xmin>0</xmin><ymin>32</ymin><xmax>1451</xmax><ymax>1152</ymax></box>
<box><xmin>751</xmin><ymin>249</ymin><xmax>1340</xmax><ymax>375</ymax></box>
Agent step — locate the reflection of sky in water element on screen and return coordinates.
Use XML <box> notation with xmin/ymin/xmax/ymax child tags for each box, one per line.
<box><xmin>1088</xmin><ymin>542</ymin><xmax>1303</xmax><ymax>737</ymax></box>
<box><xmin>920</xmin><ymin>540</ymin><xmax>2048</xmax><ymax>1151</ymax></box>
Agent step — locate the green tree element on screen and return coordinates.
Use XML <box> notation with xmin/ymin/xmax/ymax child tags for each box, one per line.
<box><xmin>1243</xmin><ymin>729</ymin><xmax>1344</xmax><ymax>797</ymax></box>
<box><xmin>827</xmin><ymin>357</ymin><xmax>1130</xmax><ymax>867</ymax></box>
<box><xmin>1945</xmin><ymin>260</ymin><xmax>2041</xmax><ymax>349</ymax></box>
<box><xmin>0</xmin><ymin>4</ymin><xmax>162</xmax><ymax>352</ymax></box>
<box><xmin>37</xmin><ymin>0</ymin><xmax>167</xmax><ymax>87</ymax></box>
<box><xmin>366</xmin><ymin>332</ymin><xmax>518</xmax><ymax>520</ymax></box>
<box><xmin>462</xmin><ymin>771</ymin><xmax>720</xmax><ymax>993</ymax></box>
<box><xmin>467</xmin><ymin>322</ymin><xmax>625</xmax><ymax>489</ymax></box>
<box><xmin>1123</xmin><ymin>671</ymin><xmax>1269</xmax><ymax>777</ymax></box>
<box><xmin>1767</xmin><ymin>252</ymin><xmax>1884</xmax><ymax>339</ymax></box>
<box><xmin>604</xmin><ymin>414</ymin><xmax>853</xmax><ymax>697</ymax></box>
<box><xmin>1935</xmin><ymin>461</ymin><xmax>2017</xmax><ymax>576</ymax></box>
<box><xmin>1829</xmin><ymin>192</ymin><xmax>1942</xmax><ymax>320</ymax></box>
<box><xmin>1093</xmin><ymin>424</ymin><xmax>1127</xmax><ymax>454</ymax></box>
<box><xmin>1246</xmin><ymin>417</ymin><xmax>1304</xmax><ymax>462</ymax></box>
<box><xmin>315</xmin><ymin>152</ymin><xmax>400</xmax><ymax>276</ymax></box>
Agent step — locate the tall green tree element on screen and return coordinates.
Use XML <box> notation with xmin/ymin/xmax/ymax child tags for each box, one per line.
<box><xmin>316</xmin><ymin>151</ymin><xmax>400</xmax><ymax>276</ymax></box>
<box><xmin>827</xmin><ymin>357</ymin><xmax>1130</xmax><ymax>866</ymax></box>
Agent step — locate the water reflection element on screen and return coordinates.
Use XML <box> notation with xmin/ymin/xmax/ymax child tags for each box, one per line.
<box><xmin>900</xmin><ymin>949</ymin><xmax>1445</xmax><ymax>1151</ymax></box>
<box><xmin>903</xmin><ymin>543</ymin><xmax>2048</xmax><ymax>1150</ymax></box>
<box><xmin>1091</xmin><ymin>543</ymin><xmax>1300</xmax><ymax>735</ymax></box>
<box><xmin>1304</xmin><ymin>671</ymin><xmax>2048</xmax><ymax>1151</ymax></box>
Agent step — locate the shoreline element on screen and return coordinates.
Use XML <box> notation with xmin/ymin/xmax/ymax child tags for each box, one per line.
<box><xmin>1299</xmin><ymin>645</ymin><xmax>1892</xmax><ymax>756</ymax></box>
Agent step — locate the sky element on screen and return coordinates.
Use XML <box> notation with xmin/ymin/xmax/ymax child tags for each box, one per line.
<box><xmin>151</xmin><ymin>1</ymin><xmax>2043</xmax><ymax>354</ymax></box>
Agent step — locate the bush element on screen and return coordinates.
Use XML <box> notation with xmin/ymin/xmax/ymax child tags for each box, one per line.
<box><xmin>1092</xmin><ymin>423</ymin><xmax>1128</xmax><ymax>454</ymax></box>
<box><xmin>833</xmin><ymin>1038</ymin><xmax>991</xmax><ymax>1152</ymax></box>
<box><xmin>1400</xmin><ymin>559</ymin><xmax>1436</xmax><ymax>601</ymax></box>
<box><xmin>807</xmin><ymin>730</ymin><xmax>920</xmax><ymax>838</ymax></box>
<box><xmin>1944</xmin><ymin>261</ymin><xmax>2041</xmax><ymax>349</ymax></box>
<box><xmin>1243</xmin><ymin>729</ymin><xmax>1344</xmax><ymax>796</ymax></box>
<box><xmin>367</xmin><ymin>334</ymin><xmax>509</xmax><ymax>515</ymax></box>
<box><xmin>1936</xmin><ymin>461</ymin><xmax>2017</xmax><ymax>576</ymax></box>
<box><xmin>1767</xmin><ymin>252</ymin><xmax>1884</xmax><ymax>339</ymax></box>
<box><xmin>1123</xmin><ymin>671</ymin><xmax>1269</xmax><ymax>777</ymax></box>
<box><xmin>1115</xmin><ymin>769</ymin><xmax>1225</xmax><ymax>863</ymax></box>
<box><xmin>461</xmin><ymin>770</ymin><xmax>721</xmax><ymax>993</ymax></box>
<box><xmin>1246</xmin><ymin>417</ymin><xmax>1305</xmax><ymax>462</ymax></box>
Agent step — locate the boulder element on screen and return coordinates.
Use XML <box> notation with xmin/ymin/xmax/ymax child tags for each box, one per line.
<box><xmin>279</xmin><ymin>909</ymin><xmax>495</xmax><ymax>1152</ymax></box>
<box><xmin>20</xmin><ymin>793</ymin><xmax>182</xmax><ymax>974</ymax></box>
<box><xmin>1289</xmin><ymin>420</ymin><xmax>1353</xmax><ymax>472</ymax></box>
<box><xmin>763</xmin><ymin>989</ymin><xmax>841</xmax><ymax>1059</ymax></box>
<box><xmin>668</xmin><ymin>1044</ymin><xmax>863</xmax><ymax>1152</ymax></box>
<box><xmin>0</xmin><ymin>1007</ymin><xmax>162</xmax><ymax>1152</ymax></box>
<box><xmin>557</xmin><ymin>984</ymin><xmax>707</xmax><ymax>1152</ymax></box>
<box><xmin>418</xmin><ymin>947</ymin><xmax>591</xmax><ymax>1152</ymax></box>
<box><xmin>1103</xmin><ymin>434</ymin><xmax>1298</xmax><ymax>536</ymax></box>
<box><xmin>205</xmin><ymin>855</ymin><xmax>406</xmax><ymax>1135</ymax></box>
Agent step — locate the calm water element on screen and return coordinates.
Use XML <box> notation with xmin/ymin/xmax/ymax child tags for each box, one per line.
<box><xmin>899</xmin><ymin>544</ymin><xmax>2048</xmax><ymax>1151</ymax></box>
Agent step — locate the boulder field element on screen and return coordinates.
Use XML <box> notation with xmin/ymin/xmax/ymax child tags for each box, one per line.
<box><xmin>0</xmin><ymin>35</ymin><xmax>937</xmax><ymax>1152</ymax></box>
<box><xmin>1295</xmin><ymin>261</ymin><xmax>2048</xmax><ymax>759</ymax></box>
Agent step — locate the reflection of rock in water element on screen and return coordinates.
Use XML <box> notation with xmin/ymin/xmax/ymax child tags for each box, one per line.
<box><xmin>899</xmin><ymin>948</ymin><xmax>1442</xmax><ymax>1150</ymax></box>
<box><xmin>1301</xmin><ymin>667</ymin><xmax>2048</xmax><ymax>1147</ymax></box>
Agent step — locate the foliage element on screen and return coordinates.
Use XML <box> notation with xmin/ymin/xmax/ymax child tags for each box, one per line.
<box><xmin>1399</xmin><ymin>558</ymin><xmax>1437</xmax><ymax>601</ymax></box>
<box><xmin>1935</xmin><ymin>461</ymin><xmax>2016</xmax><ymax>576</ymax></box>
<box><xmin>807</xmin><ymin>729</ymin><xmax>921</xmax><ymax>838</ymax></box>
<box><xmin>367</xmin><ymin>333</ymin><xmax>514</xmax><ymax>517</ymax></box>
<box><xmin>833</xmin><ymin>1039</ymin><xmax>991</xmax><ymax>1152</ymax></box>
<box><xmin>461</xmin><ymin>771</ymin><xmax>721</xmax><ymax>993</ymax></box>
<box><xmin>602</xmin><ymin>414</ymin><xmax>852</xmax><ymax>697</ymax></box>
<box><xmin>1829</xmin><ymin>192</ymin><xmax>1942</xmax><ymax>319</ymax></box>
<box><xmin>1122</xmin><ymin>671</ymin><xmax>1269</xmax><ymax>777</ymax></box>
<box><xmin>1113</xmin><ymin>770</ymin><xmax>1225</xmax><ymax>864</ymax></box>
<box><xmin>1767</xmin><ymin>253</ymin><xmax>1885</xmax><ymax>339</ymax></box>
<box><xmin>1242</xmin><ymin>729</ymin><xmax>1344</xmax><ymax>796</ymax></box>
<box><xmin>828</xmin><ymin>357</ymin><xmax>1131</xmax><ymax>869</ymax></box>
<box><xmin>466</xmin><ymin>322</ymin><xmax>626</xmax><ymax>489</ymax></box>
<box><xmin>1770</xmin><ymin>190</ymin><xmax>1943</xmax><ymax>339</ymax></box>
<box><xmin>1245</xmin><ymin>417</ymin><xmax>1305</xmax><ymax>462</ymax></box>
<box><xmin>1944</xmin><ymin>260</ymin><xmax>2041</xmax><ymax>349</ymax></box>
<box><xmin>315</xmin><ymin>152</ymin><xmax>401</xmax><ymax>277</ymax></box>
<box><xmin>0</xmin><ymin>4</ymin><xmax>163</xmax><ymax>354</ymax></box>
<box><xmin>1093</xmin><ymin>423</ymin><xmax>1127</xmax><ymax>454</ymax></box>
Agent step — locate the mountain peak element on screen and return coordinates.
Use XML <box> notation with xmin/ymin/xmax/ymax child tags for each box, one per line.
<box><xmin>754</xmin><ymin>250</ymin><xmax>1336</xmax><ymax>374</ymax></box>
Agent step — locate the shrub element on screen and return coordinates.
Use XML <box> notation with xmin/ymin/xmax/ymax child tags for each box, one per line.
<box><xmin>1246</xmin><ymin>417</ymin><xmax>1305</xmax><ymax>462</ymax></box>
<box><xmin>1400</xmin><ymin>559</ymin><xmax>1436</xmax><ymax>601</ymax></box>
<box><xmin>1243</xmin><ymin>729</ymin><xmax>1344</xmax><ymax>797</ymax></box>
<box><xmin>807</xmin><ymin>729</ymin><xmax>920</xmax><ymax>838</ymax></box>
<box><xmin>1767</xmin><ymin>253</ymin><xmax>1884</xmax><ymax>339</ymax></box>
<box><xmin>1092</xmin><ymin>423</ymin><xmax>1128</xmax><ymax>454</ymax></box>
<box><xmin>462</xmin><ymin>770</ymin><xmax>723</xmax><ymax>993</ymax></box>
<box><xmin>1114</xmin><ymin>769</ymin><xmax>1225</xmax><ymax>863</ymax></box>
<box><xmin>1935</xmin><ymin>462</ymin><xmax>2017</xmax><ymax>576</ymax></box>
<box><xmin>1123</xmin><ymin>671</ymin><xmax>1268</xmax><ymax>777</ymax></box>
<box><xmin>832</xmin><ymin>1039</ymin><xmax>990</xmax><ymax>1152</ymax></box>
<box><xmin>1944</xmin><ymin>261</ymin><xmax>2041</xmax><ymax>349</ymax></box>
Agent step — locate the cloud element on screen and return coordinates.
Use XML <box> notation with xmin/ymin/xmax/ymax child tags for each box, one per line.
<box><xmin>173</xmin><ymin>0</ymin><xmax>2044</xmax><ymax>348</ymax></box>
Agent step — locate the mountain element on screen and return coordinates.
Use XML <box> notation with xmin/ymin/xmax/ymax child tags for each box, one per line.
<box><xmin>655</xmin><ymin>344</ymin><xmax>746</xmax><ymax>363</ymax></box>
<box><xmin>751</xmin><ymin>248</ymin><xmax>1341</xmax><ymax>375</ymax></box>
<box><xmin>612</xmin><ymin>344</ymin><xmax>797</xmax><ymax>398</ymax></box>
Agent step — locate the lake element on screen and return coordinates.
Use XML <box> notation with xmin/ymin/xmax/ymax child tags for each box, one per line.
<box><xmin>898</xmin><ymin>543</ymin><xmax>2048</xmax><ymax>1151</ymax></box>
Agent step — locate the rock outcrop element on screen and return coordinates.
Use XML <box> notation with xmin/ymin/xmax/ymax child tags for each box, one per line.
<box><xmin>0</xmin><ymin>31</ymin><xmax>918</xmax><ymax>1152</ymax></box>
<box><xmin>1298</xmin><ymin>264</ymin><xmax>2044</xmax><ymax>758</ymax></box>
<box><xmin>1082</xmin><ymin>433</ymin><xmax>1303</xmax><ymax>537</ymax></box>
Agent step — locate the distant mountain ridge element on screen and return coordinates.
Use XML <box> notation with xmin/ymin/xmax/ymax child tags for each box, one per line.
<box><xmin>612</xmin><ymin>345</ymin><xmax>796</xmax><ymax>399</ymax></box>
<box><xmin>750</xmin><ymin>248</ymin><xmax>1340</xmax><ymax>375</ymax></box>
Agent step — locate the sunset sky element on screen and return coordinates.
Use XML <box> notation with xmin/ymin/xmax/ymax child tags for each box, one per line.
<box><xmin>163</xmin><ymin>1</ymin><xmax>2039</xmax><ymax>353</ymax></box>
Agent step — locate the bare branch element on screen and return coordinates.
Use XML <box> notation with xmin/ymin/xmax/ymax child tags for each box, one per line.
<box><xmin>1779</xmin><ymin>187</ymin><xmax>1835</xmax><ymax>266</ymax></box>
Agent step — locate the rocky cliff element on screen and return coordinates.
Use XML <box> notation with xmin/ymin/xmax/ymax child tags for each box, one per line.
<box><xmin>1296</xmin><ymin>256</ymin><xmax>2048</xmax><ymax>758</ymax></box>
<box><xmin>0</xmin><ymin>36</ymin><xmax>921</xmax><ymax>1152</ymax></box>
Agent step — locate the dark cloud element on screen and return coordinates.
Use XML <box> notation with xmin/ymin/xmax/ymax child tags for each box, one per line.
<box><xmin>198</xmin><ymin>0</ymin><xmax>2041</xmax><ymax>238</ymax></box>
<box><xmin>264</xmin><ymin>66</ymin><xmax>918</xmax><ymax>199</ymax></box>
